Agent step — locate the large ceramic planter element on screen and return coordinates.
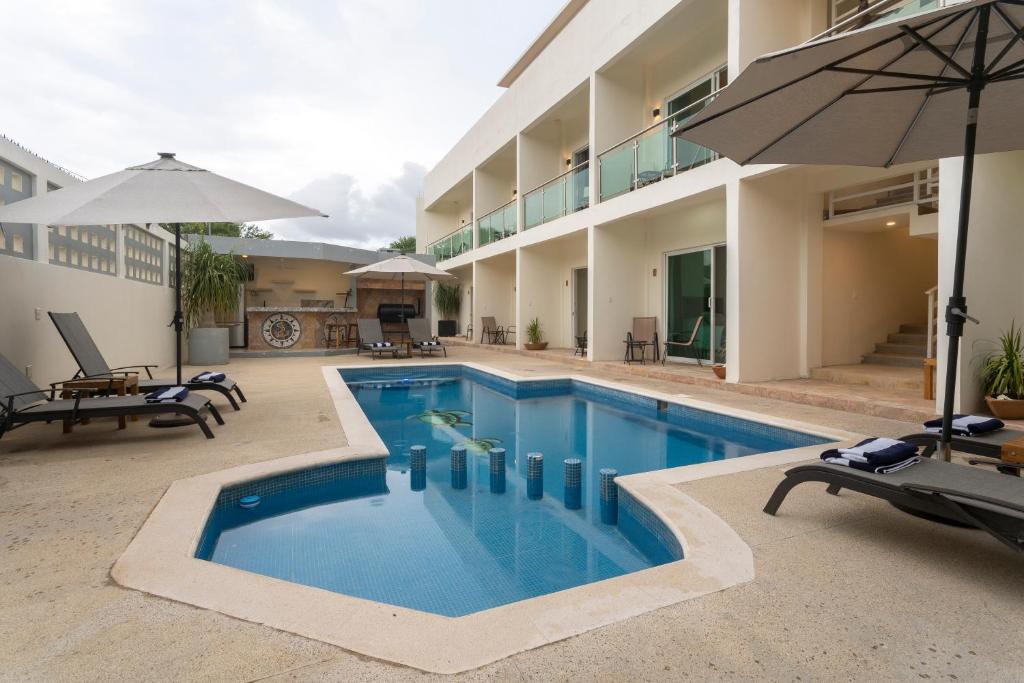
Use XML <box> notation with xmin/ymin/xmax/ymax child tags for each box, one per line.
<box><xmin>437</xmin><ymin>320</ymin><xmax>458</xmax><ymax>337</ymax></box>
<box><xmin>985</xmin><ymin>396</ymin><xmax>1024</xmax><ymax>420</ymax></box>
<box><xmin>189</xmin><ymin>327</ymin><xmax>230</xmax><ymax>366</ymax></box>
<box><xmin>524</xmin><ymin>342</ymin><xmax>548</xmax><ymax>351</ymax></box>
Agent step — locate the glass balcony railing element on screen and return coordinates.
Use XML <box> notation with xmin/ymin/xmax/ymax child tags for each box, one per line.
<box><xmin>597</xmin><ymin>93</ymin><xmax>720</xmax><ymax>203</ymax></box>
<box><xmin>522</xmin><ymin>162</ymin><xmax>589</xmax><ymax>230</ymax></box>
<box><xmin>426</xmin><ymin>224</ymin><xmax>473</xmax><ymax>262</ymax></box>
<box><xmin>821</xmin><ymin>0</ymin><xmax>941</xmax><ymax>40</ymax></box>
<box><xmin>477</xmin><ymin>199</ymin><xmax>517</xmax><ymax>247</ymax></box>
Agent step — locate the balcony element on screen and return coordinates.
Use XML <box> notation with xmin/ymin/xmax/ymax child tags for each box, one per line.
<box><xmin>522</xmin><ymin>161</ymin><xmax>589</xmax><ymax>230</ymax></box>
<box><xmin>477</xmin><ymin>200</ymin><xmax>517</xmax><ymax>247</ymax></box>
<box><xmin>823</xmin><ymin>0</ymin><xmax>942</xmax><ymax>39</ymax></box>
<box><xmin>427</xmin><ymin>224</ymin><xmax>473</xmax><ymax>262</ymax></box>
<box><xmin>825</xmin><ymin>167</ymin><xmax>939</xmax><ymax>221</ymax></box>
<box><xmin>598</xmin><ymin>89</ymin><xmax>721</xmax><ymax>203</ymax></box>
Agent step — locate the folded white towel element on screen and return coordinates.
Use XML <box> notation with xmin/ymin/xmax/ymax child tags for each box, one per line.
<box><xmin>838</xmin><ymin>437</ymin><xmax>909</xmax><ymax>463</ymax></box>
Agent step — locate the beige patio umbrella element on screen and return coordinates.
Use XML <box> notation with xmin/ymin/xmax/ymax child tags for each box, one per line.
<box><xmin>345</xmin><ymin>254</ymin><xmax>455</xmax><ymax>323</ymax></box>
<box><xmin>0</xmin><ymin>152</ymin><xmax>325</xmax><ymax>387</ymax></box>
<box><xmin>673</xmin><ymin>0</ymin><xmax>1024</xmax><ymax>461</ymax></box>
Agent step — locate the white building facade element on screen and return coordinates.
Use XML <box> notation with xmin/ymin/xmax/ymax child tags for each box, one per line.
<box><xmin>0</xmin><ymin>136</ymin><xmax>177</xmax><ymax>386</ymax></box>
<box><xmin>418</xmin><ymin>0</ymin><xmax>1023</xmax><ymax>416</ymax></box>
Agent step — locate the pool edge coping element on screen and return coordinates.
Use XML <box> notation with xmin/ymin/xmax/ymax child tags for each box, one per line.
<box><xmin>111</xmin><ymin>360</ymin><xmax>861</xmax><ymax>675</ymax></box>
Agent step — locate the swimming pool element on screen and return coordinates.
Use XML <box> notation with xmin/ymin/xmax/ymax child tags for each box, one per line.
<box><xmin>197</xmin><ymin>365</ymin><xmax>827</xmax><ymax>617</ymax></box>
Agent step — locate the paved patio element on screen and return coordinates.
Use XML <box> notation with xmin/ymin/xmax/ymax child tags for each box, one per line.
<box><xmin>1</xmin><ymin>347</ymin><xmax>1021</xmax><ymax>681</ymax></box>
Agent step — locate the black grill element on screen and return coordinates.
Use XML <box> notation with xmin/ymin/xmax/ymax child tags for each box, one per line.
<box><xmin>377</xmin><ymin>303</ymin><xmax>418</xmax><ymax>323</ymax></box>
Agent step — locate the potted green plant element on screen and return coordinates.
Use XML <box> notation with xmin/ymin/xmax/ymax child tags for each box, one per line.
<box><xmin>978</xmin><ymin>322</ymin><xmax>1024</xmax><ymax>419</ymax></box>
<box><xmin>525</xmin><ymin>317</ymin><xmax>547</xmax><ymax>351</ymax></box>
<box><xmin>182</xmin><ymin>238</ymin><xmax>248</xmax><ymax>365</ymax></box>
<box><xmin>434</xmin><ymin>281</ymin><xmax>461</xmax><ymax>337</ymax></box>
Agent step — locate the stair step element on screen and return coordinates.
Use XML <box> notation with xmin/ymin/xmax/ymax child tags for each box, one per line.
<box><xmin>899</xmin><ymin>323</ymin><xmax>928</xmax><ymax>335</ymax></box>
<box><xmin>862</xmin><ymin>353</ymin><xmax>926</xmax><ymax>368</ymax></box>
<box><xmin>810</xmin><ymin>365</ymin><xmax>923</xmax><ymax>391</ymax></box>
<box><xmin>888</xmin><ymin>332</ymin><xmax>928</xmax><ymax>345</ymax></box>
<box><xmin>875</xmin><ymin>342</ymin><xmax>927</xmax><ymax>356</ymax></box>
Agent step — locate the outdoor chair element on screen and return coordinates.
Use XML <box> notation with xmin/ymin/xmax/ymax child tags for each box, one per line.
<box><xmin>624</xmin><ymin>317</ymin><xmax>659</xmax><ymax>364</ymax></box>
<box><xmin>480</xmin><ymin>316</ymin><xmax>507</xmax><ymax>345</ymax></box>
<box><xmin>357</xmin><ymin>319</ymin><xmax>399</xmax><ymax>359</ymax></box>
<box><xmin>407</xmin><ymin>318</ymin><xmax>447</xmax><ymax>358</ymax></box>
<box><xmin>762</xmin><ymin>456</ymin><xmax>1024</xmax><ymax>553</ymax></box>
<box><xmin>48</xmin><ymin>312</ymin><xmax>246</xmax><ymax>411</ymax></box>
<box><xmin>901</xmin><ymin>429</ymin><xmax>1024</xmax><ymax>477</ymax></box>
<box><xmin>662</xmin><ymin>315</ymin><xmax>704</xmax><ymax>365</ymax></box>
<box><xmin>0</xmin><ymin>352</ymin><xmax>222</xmax><ymax>440</ymax></box>
<box><xmin>575</xmin><ymin>331</ymin><xmax>587</xmax><ymax>357</ymax></box>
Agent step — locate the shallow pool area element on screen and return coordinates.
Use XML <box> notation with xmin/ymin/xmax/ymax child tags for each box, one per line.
<box><xmin>196</xmin><ymin>365</ymin><xmax>827</xmax><ymax>617</ymax></box>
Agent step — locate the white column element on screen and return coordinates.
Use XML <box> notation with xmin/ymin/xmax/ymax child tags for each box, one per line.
<box><xmin>935</xmin><ymin>151</ymin><xmax>1024</xmax><ymax>414</ymax></box>
<box><xmin>116</xmin><ymin>225</ymin><xmax>127</xmax><ymax>279</ymax></box>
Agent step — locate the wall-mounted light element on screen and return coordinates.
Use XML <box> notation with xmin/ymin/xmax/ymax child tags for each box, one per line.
<box><xmin>566</xmin><ymin>158</ymin><xmax>572</xmax><ymax>167</ymax></box>
<box><xmin>652</xmin><ymin>107</ymin><xmax>661</xmax><ymax>118</ymax></box>
<box><xmin>885</xmin><ymin>220</ymin><xmax>897</xmax><ymax>227</ymax></box>
<box><xmin>241</xmin><ymin>254</ymin><xmax>249</xmax><ymax>258</ymax></box>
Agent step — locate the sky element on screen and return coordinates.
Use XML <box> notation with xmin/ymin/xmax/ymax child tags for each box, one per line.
<box><xmin>1</xmin><ymin>0</ymin><xmax>564</xmax><ymax>248</ymax></box>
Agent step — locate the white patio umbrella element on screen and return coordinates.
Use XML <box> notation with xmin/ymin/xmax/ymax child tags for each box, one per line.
<box><xmin>673</xmin><ymin>0</ymin><xmax>1024</xmax><ymax>461</ymax></box>
<box><xmin>345</xmin><ymin>254</ymin><xmax>455</xmax><ymax>323</ymax></box>
<box><xmin>0</xmin><ymin>152</ymin><xmax>325</xmax><ymax>387</ymax></box>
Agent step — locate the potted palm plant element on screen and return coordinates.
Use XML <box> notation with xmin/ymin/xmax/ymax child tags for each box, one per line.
<box><xmin>434</xmin><ymin>281</ymin><xmax>461</xmax><ymax>337</ymax></box>
<box><xmin>183</xmin><ymin>238</ymin><xmax>248</xmax><ymax>365</ymax></box>
<box><xmin>525</xmin><ymin>317</ymin><xmax>547</xmax><ymax>351</ymax></box>
<box><xmin>979</xmin><ymin>322</ymin><xmax>1024</xmax><ymax>419</ymax></box>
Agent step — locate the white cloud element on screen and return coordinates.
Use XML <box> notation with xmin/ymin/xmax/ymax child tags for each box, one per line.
<box><xmin>1</xmin><ymin>0</ymin><xmax>563</xmax><ymax>247</ymax></box>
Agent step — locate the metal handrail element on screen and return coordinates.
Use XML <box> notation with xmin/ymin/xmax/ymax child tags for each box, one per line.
<box><xmin>521</xmin><ymin>160</ymin><xmax>590</xmax><ymax>199</ymax></box>
<box><xmin>426</xmin><ymin>223</ymin><xmax>473</xmax><ymax>250</ymax></box>
<box><xmin>597</xmin><ymin>88</ymin><xmax>720</xmax><ymax>158</ymax></box>
<box><xmin>811</xmin><ymin>0</ymin><xmax>908</xmax><ymax>42</ymax></box>
<box><xmin>478</xmin><ymin>197</ymin><xmax>516</xmax><ymax>220</ymax></box>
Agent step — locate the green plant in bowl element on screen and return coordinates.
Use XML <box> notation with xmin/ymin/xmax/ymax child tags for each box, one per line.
<box><xmin>977</xmin><ymin>322</ymin><xmax>1024</xmax><ymax>419</ymax></box>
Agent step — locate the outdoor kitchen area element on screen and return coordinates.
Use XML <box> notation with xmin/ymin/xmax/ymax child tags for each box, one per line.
<box><xmin>202</xmin><ymin>237</ymin><xmax>430</xmax><ymax>354</ymax></box>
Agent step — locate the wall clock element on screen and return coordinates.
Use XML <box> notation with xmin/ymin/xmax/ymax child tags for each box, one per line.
<box><xmin>262</xmin><ymin>313</ymin><xmax>302</xmax><ymax>348</ymax></box>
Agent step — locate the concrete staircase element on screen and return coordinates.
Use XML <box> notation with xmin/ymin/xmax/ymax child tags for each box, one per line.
<box><xmin>862</xmin><ymin>323</ymin><xmax>928</xmax><ymax>368</ymax></box>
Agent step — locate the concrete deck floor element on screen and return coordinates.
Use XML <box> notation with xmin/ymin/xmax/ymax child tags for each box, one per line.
<box><xmin>1</xmin><ymin>348</ymin><xmax>1021</xmax><ymax>681</ymax></box>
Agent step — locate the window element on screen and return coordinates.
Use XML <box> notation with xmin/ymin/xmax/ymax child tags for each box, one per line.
<box><xmin>10</xmin><ymin>172</ymin><xmax>22</xmax><ymax>193</ymax></box>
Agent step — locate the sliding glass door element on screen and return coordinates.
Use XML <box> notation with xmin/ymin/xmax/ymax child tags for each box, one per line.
<box><xmin>665</xmin><ymin>245</ymin><xmax>726</xmax><ymax>364</ymax></box>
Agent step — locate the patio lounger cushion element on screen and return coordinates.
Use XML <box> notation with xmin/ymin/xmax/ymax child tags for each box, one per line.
<box><xmin>48</xmin><ymin>312</ymin><xmax>246</xmax><ymax>410</ymax></box>
<box><xmin>763</xmin><ymin>457</ymin><xmax>1024</xmax><ymax>552</ymax></box>
<box><xmin>145</xmin><ymin>386</ymin><xmax>189</xmax><ymax>403</ymax></box>
<box><xmin>923</xmin><ymin>414</ymin><xmax>1004</xmax><ymax>436</ymax></box>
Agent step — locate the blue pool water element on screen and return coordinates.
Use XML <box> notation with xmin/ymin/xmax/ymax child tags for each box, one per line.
<box><xmin>198</xmin><ymin>366</ymin><xmax>827</xmax><ymax>616</ymax></box>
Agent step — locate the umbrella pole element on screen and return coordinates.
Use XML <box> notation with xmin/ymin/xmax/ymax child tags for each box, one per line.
<box><xmin>938</xmin><ymin>6</ymin><xmax>989</xmax><ymax>463</ymax></box>
<box><xmin>174</xmin><ymin>223</ymin><xmax>183</xmax><ymax>386</ymax></box>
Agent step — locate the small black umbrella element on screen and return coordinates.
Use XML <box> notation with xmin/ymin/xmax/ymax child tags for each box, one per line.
<box><xmin>674</xmin><ymin>0</ymin><xmax>1024</xmax><ymax>460</ymax></box>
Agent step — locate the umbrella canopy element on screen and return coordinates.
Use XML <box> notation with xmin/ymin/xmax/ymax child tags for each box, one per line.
<box><xmin>674</xmin><ymin>0</ymin><xmax>1024</xmax><ymax>167</ymax></box>
<box><xmin>0</xmin><ymin>152</ymin><xmax>324</xmax><ymax>389</ymax></box>
<box><xmin>674</xmin><ymin>0</ymin><xmax>1024</xmax><ymax>460</ymax></box>
<box><xmin>345</xmin><ymin>254</ymin><xmax>455</xmax><ymax>281</ymax></box>
<box><xmin>0</xmin><ymin>153</ymin><xmax>325</xmax><ymax>225</ymax></box>
<box><xmin>346</xmin><ymin>255</ymin><xmax>454</xmax><ymax>325</ymax></box>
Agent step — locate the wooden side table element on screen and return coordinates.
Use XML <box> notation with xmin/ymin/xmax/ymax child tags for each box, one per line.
<box><xmin>60</xmin><ymin>375</ymin><xmax>140</xmax><ymax>433</ymax></box>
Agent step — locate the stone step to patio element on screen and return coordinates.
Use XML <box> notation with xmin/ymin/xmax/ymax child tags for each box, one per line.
<box><xmin>899</xmin><ymin>323</ymin><xmax>929</xmax><ymax>335</ymax></box>
<box><xmin>809</xmin><ymin>364</ymin><xmax>923</xmax><ymax>391</ymax></box>
<box><xmin>862</xmin><ymin>352</ymin><xmax>925</xmax><ymax>368</ymax></box>
<box><xmin>874</xmin><ymin>342</ymin><xmax>927</xmax><ymax>356</ymax></box>
<box><xmin>888</xmin><ymin>332</ymin><xmax>928</xmax><ymax>345</ymax></box>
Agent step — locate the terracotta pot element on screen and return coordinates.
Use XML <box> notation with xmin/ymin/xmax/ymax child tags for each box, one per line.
<box><xmin>712</xmin><ymin>364</ymin><xmax>726</xmax><ymax>380</ymax></box>
<box><xmin>524</xmin><ymin>342</ymin><xmax>548</xmax><ymax>351</ymax></box>
<box><xmin>985</xmin><ymin>396</ymin><xmax>1024</xmax><ymax>420</ymax></box>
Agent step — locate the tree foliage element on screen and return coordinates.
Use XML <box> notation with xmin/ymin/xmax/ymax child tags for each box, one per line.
<box><xmin>169</xmin><ymin>222</ymin><xmax>274</xmax><ymax>240</ymax></box>
<box><xmin>388</xmin><ymin>235</ymin><xmax>416</xmax><ymax>253</ymax></box>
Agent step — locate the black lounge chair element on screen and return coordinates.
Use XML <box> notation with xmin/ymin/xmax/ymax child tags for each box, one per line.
<box><xmin>407</xmin><ymin>318</ymin><xmax>446</xmax><ymax>357</ymax></box>
<box><xmin>357</xmin><ymin>319</ymin><xmax>399</xmax><ymax>359</ymax></box>
<box><xmin>49</xmin><ymin>312</ymin><xmax>246</xmax><ymax>411</ymax></box>
<box><xmin>0</xmin><ymin>352</ymin><xmax>222</xmax><ymax>440</ymax></box>
<box><xmin>763</xmin><ymin>457</ymin><xmax>1024</xmax><ymax>552</ymax></box>
<box><xmin>900</xmin><ymin>429</ymin><xmax>1023</xmax><ymax>475</ymax></box>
